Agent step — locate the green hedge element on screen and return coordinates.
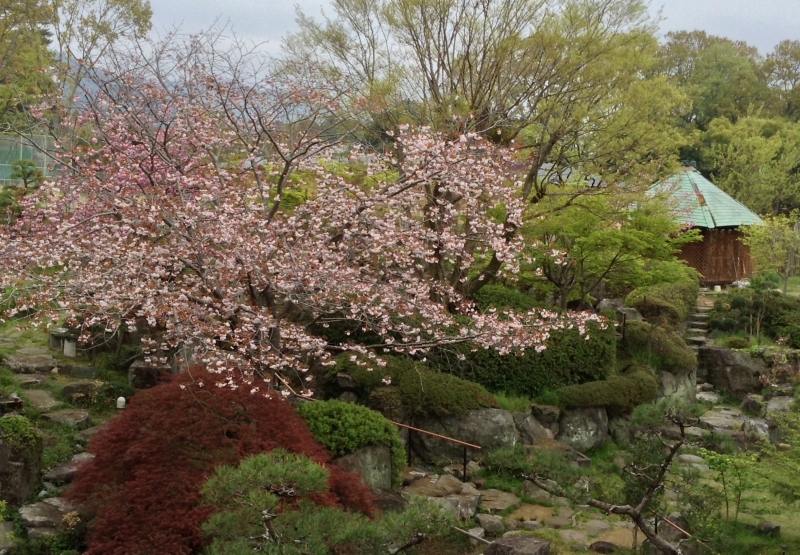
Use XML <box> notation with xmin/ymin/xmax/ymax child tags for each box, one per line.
<box><xmin>474</xmin><ymin>284</ymin><xmax>538</xmax><ymax>312</ymax></box>
<box><xmin>555</xmin><ymin>366</ymin><xmax>659</xmax><ymax>415</ymax></box>
<box><xmin>430</xmin><ymin>322</ymin><xmax>616</xmax><ymax>399</ymax></box>
<box><xmin>621</xmin><ymin>321</ymin><xmax>696</xmax><ymax>375</ymax></box>
<box><xmin>296</xmin><ymin>399</ymin><xmax>406</xmax><ymax>488</ymax></box>
<box><xmin>329</xmin><ymin>354</ymin><xmax>498</xmax><ymax>418</ymax></box>
<box><xmin>625</xmin><ymin>279</ymin><xmax>699</xmax><ymax>326</ymax></box>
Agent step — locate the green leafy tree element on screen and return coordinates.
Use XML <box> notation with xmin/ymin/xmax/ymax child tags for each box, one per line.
<box><xmin>702</xmin><ymin>116</ymin><xmax>800</xmax><ymax>215</ymax></box>
<box><xmin>764</xmin><ymin>39</ymin><xmax>800</xmax><ymax>120</ymax></box>
<box><xmin>742</xmin><ymin>213</ymin><xmax>800</xmax><ymax>293</ymax></box>
<box><xmin>699</xmin><ymin>448</ymin><xmax>759</xmax><ymax>522</ymax></box>
<box><xmin>521</xmin><ymin>184</ymin><xmax>699</xmax><ymax>308</ymax></box>
<box><xmin>10</xmin><ymin>158</ymin><xmax>43</xmax><ymax>188</ymax></box>
<box><xmin>201</xmin><ymin>450</ymin><xmax>453</xmax><ymax>555</ymax></box>
<box><xmin>657</xmin><ymin>30</ymin><xmax>768</xmax><ymax>130</ymax></box>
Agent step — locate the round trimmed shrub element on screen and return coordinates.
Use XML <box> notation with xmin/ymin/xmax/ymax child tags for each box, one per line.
<box><xmin>556</xmin><ymin>366</ymin><xmax>658</xmax><ymax>415</ymax></box>
<box><xmin>328</xmin><ymin>354</ymin><xmax>498</xmax><ymax>418</ymax></box>
<box><xmin>296</xmin><ymin>400</ymin><xmax>406</xmax><ymax>487</ymax></box>
<box><xmin>625</xmin><ymin>280</ymin><xmax>699</xmax><ymax>326</ymax></box>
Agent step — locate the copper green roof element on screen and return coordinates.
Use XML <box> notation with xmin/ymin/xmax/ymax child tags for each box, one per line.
<box><xmin>651</xmin><ymin>169</ymin><xmax>763</xmax><ymax>229</ymax></box>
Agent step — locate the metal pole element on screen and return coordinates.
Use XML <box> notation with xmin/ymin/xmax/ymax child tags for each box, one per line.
<box><xmin>407</xmin><ymin>429</ymin><xmax>413</xmax><ymax>467</ymax></box>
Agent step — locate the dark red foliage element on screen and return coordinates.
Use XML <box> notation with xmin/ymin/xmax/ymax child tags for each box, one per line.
<box><xmin>68</xmin><ymin>367</ymin><xmax>376</xmax><ymax>555</ymax></box>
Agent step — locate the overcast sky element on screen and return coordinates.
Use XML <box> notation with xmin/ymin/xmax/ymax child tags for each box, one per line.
<box><xmin>150</xmin><ymin>0</ymin><xmax>800</xmax><ymax>56</ymax></box>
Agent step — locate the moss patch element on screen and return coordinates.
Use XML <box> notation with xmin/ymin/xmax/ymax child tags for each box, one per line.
<box><xmin>0</xmin><ymin>414</ymin><xmax>40</xmax><ymax>450</ymax></box>
<box><xmin>621</xmin><ymin>321</ymin><xmax>696</xmax><ymax>375</ymax></box>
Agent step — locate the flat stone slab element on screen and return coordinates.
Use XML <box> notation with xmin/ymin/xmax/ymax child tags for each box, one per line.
<box><xmin>545</xmin><ymin>515</ymin><xmax>570</xmax><ymax>529</ymax></box>
<box><xmin>43</xmin><ymin>452</ymin><xmax>94</xmax><ymax>484</ymax></box>
<box><xmin>560</xmin><ymin>529</ymin><xmax>589</xmax><ymax>547</ymax></box>
<box><xmin>19</xmin><ymin>497</ymin><xmax>74</xmax><ymax>529</ymax></box>
<box><xmin>75</xmin><ymin>425</ymin><xmax>106</xmax><ymax>445</ymax></box>
<box><xmin>23</xmin><ymin>389</ymin><xmax>59</xmax><ymax>411</ymax></box>
<box><xmin>4</xmin><ymin>353</ymin><xmax>58</xmax><ymax>374</ymax></box>
<box><xmin>677</xmin><ymin>454</ymin><xmax>705</xmax><ymax>465</ymax></box>
<box><xmin>767</xmin><ymin>396</ymin><xmax>795</xmax><ymax>414</ymax></box>
<box><xmin>696</xmin><ymin>391</ymin><xmax>721</xmax><ymax>404</ymax></box>
<box><xmin>41</xmin><ymin>409</ymin><xmax>91</xmax><ymax>429</ymax></box>
<box><xmin>584</xmin><ymin>519</ymin><xmax>611</xmax><ymax>536</ymax></box>
<box><xmin>15</xmin><ymin>374</ymin><xmax>48</xmax><ymax>388</ymax></box>
<box><xmin>480</xmin><ymin>489</ymin><xmax>521</xmax><ymax>511</ymax></box>
<box><xmin>699</xmin><ymin>408</ymin><xmax>745</xmax><ymax>432</ymax></box>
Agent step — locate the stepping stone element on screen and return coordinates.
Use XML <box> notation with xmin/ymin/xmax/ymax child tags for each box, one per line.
<box><xmin>15</xmin><ymin>374</ymin><xmax>48</xmax><ymax>388</ymax></box>
<box><xmin>23</xmin><ymin>390</ymin><xmax>59</xmax><ymax>411</ymax></box>
<box><xmin>766</xmin><ymin>396</ymin><xmax>794</xmax><ymax>414</ymax></box>
<box><xmin>545</xmin><ymin>515</ymin><xmax>570</xmax><ymax>529</ymax></box>
<box><xmin>479</xmin><ymin>489</ymin><xmax>520</xmax><ymax>511</ymax></box>
<box><xmin>585</xmin><ymin>519</ymin><xmax>611</xmax><ymax>536</ymax></box>
<box><xmin>75</xmin><ymin>425</ymin><xmax>106</xmax><ymax>445</ymax></box>
<box><xmin>476</xmin><ymin>513</ymin><xmax>505</xmax><ymax>533</ymax></box>
<box><xmin>61</xmin><ymin>381</ymin><xmax>99</xmax><ymax>403</ymax></box>
<box><xmin>18</xmin><ymin>497</ymin><xmax>75</xmax><ymax>538</ymax></box>
<box><xmin>41</xmin><ymin>409</ymin><xmax>91</xmax><ymax>429</ymax></box>
<box><xmin>696</xmin><ymin>391</ymin><xmax>721</xmax><ymax>404</ymax></box>
<box><xmin>590</xmin><ymin>540</ymin><xmax>619</xmax><ymax>553</ymax></box>
<box><xmin>560</xmin><ymin>529</ymin><xmax>589</xmax><ymax>548</ymax></box>
<box><xmin>4</xmin><ymin>352</ymin><xmax>58</xmax><ymax>374</ymax></box>
<box><xmin>43</xmin><ymin>452</ymin><xmax>94</xmax><ymax>484</ymax></box>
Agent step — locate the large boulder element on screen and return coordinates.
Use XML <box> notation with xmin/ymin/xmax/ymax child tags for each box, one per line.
<box><xmin>18</xmin><ymin>497</ymin><xmax>78</xmax><ymax>539</ymax></box>
<box><xmin>411</xmin><ymin>408</ymin><xmax>517</xmax><ymax>464</ymax></box>
<box><xmin>331</xmin><ymin>445</ymin><xmax>392</xmax><ymax>490</ymax></box>
<box><xmin>557</xmin><ymin>407</ymin><xmax>608</xmax><ymax>452</ymax></box>
<box><xmin>0</xmin><ymin>415</ymin><xmax>43</xmax><ymax>505</ymax></box>
<box><xmin>658</xmin><ymin>368</ymin><xmax>696</xmax><ymax>404</ymax></box>
<box><xmin>698</xmin><ymin>347</ymin><xmax>768</xmax><ymax>399</ymax></box>
<box><xmin>402</xmin><ymin>474</ymin><xmax>481</xmax><ymax>520</ymax></box>
<box><xmin>514</xmin><ymin>413</ymin><xmax>551</xmax><ymax>445</ymax></box>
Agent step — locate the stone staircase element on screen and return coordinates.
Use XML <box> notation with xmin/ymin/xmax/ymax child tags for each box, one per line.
<box><xmin>685</xmin><ymin>305</ymin><xmax>711</xmax><ymax>348</ymax></box>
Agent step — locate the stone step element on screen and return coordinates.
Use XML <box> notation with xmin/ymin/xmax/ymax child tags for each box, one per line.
<box><xmin>686</xmin><ymin>336</ymin><xmax>707</xmax><ymax>346</ymax></box>
<box><xmin>694</xmin><ymin>306</ymin><xmax>712</xmax><ymax>313</ymax></box>
<box><xmin>686</xmin><ymin>328</ymin><xmax>708</xmax><ymax>336</ymax></box>
<box><xmin>691</xmin><ymin>312</ymin><xmax>709</xmax><ymax>319</ymax></box>
<box><xmin>689</xmin><ymin>321</ymin><xmax>709</xmax><ymax>330</ymax></box>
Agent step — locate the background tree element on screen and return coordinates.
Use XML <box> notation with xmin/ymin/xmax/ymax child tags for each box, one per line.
<box><xmin>656</xmin><ymin>30</ymin><xmax>768</xmax><ymax>131</ymax></box>
<box><xmin>764</xmin><ymin>39</ymin><xmax>800</xmax><ymax>120</ymax></box>
<box><xmin>700</xmin><ymin>116</ymin><xmax>800</xmax><ymax>215</ymax></box>
<box><xmin>742</xmin><ymin>213</ymin><xmax>800</xmax><ymax>294</ymax></box>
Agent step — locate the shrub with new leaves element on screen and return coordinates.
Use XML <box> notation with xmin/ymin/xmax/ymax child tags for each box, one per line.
<box><xmin>201</xmin><ymin>450</ymin><xmax>453</xmax><ymax>555</ymax></box>
<box><xmin>622</xmin><ymin>321</ymin><xmax>696</xmax><ymax>375</ymax></box>
<box><xmin>296</xmin><ymin>400</ymin><xmax>406</xmax><ymax>487</ymax></box>
<box><xmin>68</xmin><ymin>367</ymin><xmax>375</xmax><ymax>555</ymax></box>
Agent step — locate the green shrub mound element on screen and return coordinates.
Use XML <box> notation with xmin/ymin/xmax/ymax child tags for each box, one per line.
<box><xmin>625</xmin><ymin>279</ymin><xmax>699</xmax><ymax>326</ymax></box>
<box><xmin>430</xmin><ymin>322</ymin><xmax>616</xmax><ymax>398</ymax></box>
<box><xmin>329</xmin><ymin>354</ymin><xmax>498</xmax><ymax>419</ymax></box>
<box><xmin>622</xmin><ymin>321</ymin><xmax>697</xmax><ymax>375</ymax></box>
<box><xmin>296</xmin><ymin>400</ymin><xmax>405</xmax><ymax>488</ymax></box>
<box><xmin>555</xmin><ymin>365</ymin><xmax>659</xmax><ymax>415</ymax></box>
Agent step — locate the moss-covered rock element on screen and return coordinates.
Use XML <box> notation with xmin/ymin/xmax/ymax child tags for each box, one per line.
<box><xmin>622</xmin><ymin>321</ymin><xmax>697</xmax><ymax>375</ymax></box>
<box><xmin>0</xmin><ymin>415</ymin><xmax>43</xmax><ymax>504</ymax></box>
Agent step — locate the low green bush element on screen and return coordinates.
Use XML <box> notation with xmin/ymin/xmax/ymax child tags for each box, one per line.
<box><xmin>621</xmin><ymin>321</ymin><xmax>696</xmax><ymax>375</ymax></box>
<box><xmin>625</xmin><ymin>279</ymin><xmax>699</xmax><ymax>326</ymax></box>
<box><xmin>555</xmin><ymin>366</ymin><xmax>658</xmax><ymax>415</ymax></box>
<box><xmin>430</xmin><ymin>322</ymin><xmax>616</xmax><ymax>399</ymax></box>
<box><xmin>474</xmin><ymin>284</ymin><xmax>538</xmax><ymax>312</ymax></box>
<box><xmin>296</xmin><ymin>400</ymin><xmax>405</xmax><ymax>488</ymax></box>
<box><xmin>763</xmin><ymin>294</ymin><xmax>800</xmax><ymax>348</ymax></box>
<box><xmin>722</xmin><ymin>336</ymin><xmax>750</xmax><ymax>349</ymax></box>
<box><xmin>327</xmin><ymin>353</ymin><xmax>498</xmax><ymax>419</ymax></box>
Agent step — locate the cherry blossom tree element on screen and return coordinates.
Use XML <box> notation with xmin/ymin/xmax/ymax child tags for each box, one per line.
<box><xmin>0</xmin><ymin>31</ymin><xmax>603</xmax><ymax>395</ymax></box>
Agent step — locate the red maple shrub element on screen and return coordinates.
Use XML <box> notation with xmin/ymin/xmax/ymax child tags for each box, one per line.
<box><xmin>68</xmin><ymin>366</ymin><xmax>375</xmax><ymax>555</ymax></box>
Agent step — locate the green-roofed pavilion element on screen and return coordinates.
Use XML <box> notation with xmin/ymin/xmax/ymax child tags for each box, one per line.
<box><xmin>652</xmin><ymin>168</ymin><xmax>763</xmax><ymax>285</ymax></box>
